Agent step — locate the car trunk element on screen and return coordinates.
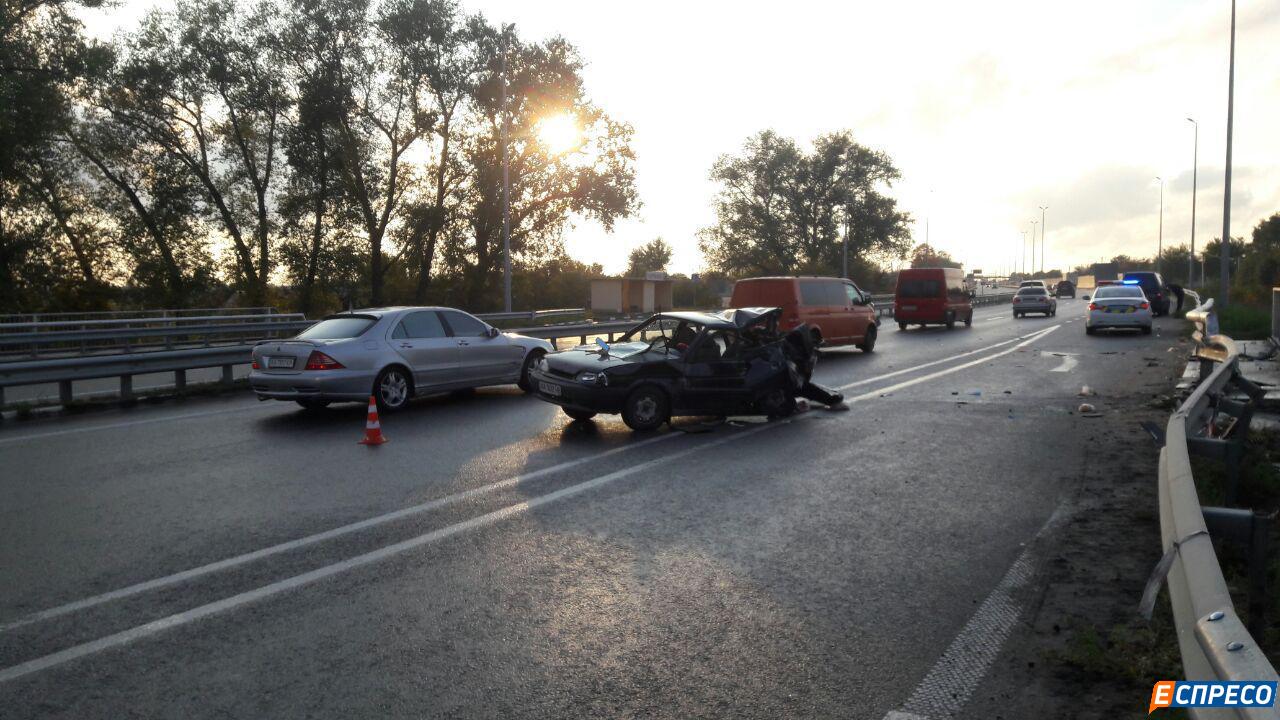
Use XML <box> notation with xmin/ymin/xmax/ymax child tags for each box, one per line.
<box><xmin>253</xmin><ymin>341</ymin><xmax>319</xmax><ymax>375</ymax></box>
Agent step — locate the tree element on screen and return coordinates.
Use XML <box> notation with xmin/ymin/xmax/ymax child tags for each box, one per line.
<box><xmin>625</xmin><ymin>237</ymin><xmax>671</xmax><ymax>277</ymax></box>
<box><xmin>909</xmin><ymin>243</ymin><xmax>960</xmax><ymax>268</ymax></box>
<box><xmin>698</xmin><ymin>129</ymin><xmax>911</xmax><ymax>277</ymax></box>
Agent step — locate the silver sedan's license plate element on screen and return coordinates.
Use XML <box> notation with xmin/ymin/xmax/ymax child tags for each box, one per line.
<box><xmin>538</xmin><ymin>381</ymin><xmax>562</xmax><ymax>397</ymax></box>
<box><xmin>267</xmin><ymin>356</ymin><xmax>295</xmax><ymax>369</ymax></box>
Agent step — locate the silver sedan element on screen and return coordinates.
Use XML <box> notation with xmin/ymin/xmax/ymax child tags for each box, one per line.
<box><xmin>249</xmin><ymin>307</ymin><xmax>554</xmax><ymax>411</ymax></box>
<box><xmin>1012</xmin><ymin>287</ymin><xmax>1057</xmax><ymax>317</ymax></box>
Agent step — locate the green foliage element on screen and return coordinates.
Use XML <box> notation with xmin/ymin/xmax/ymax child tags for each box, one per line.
<box><xmin>625</xmin><ymin>238</ymin><xmax>671</xmax><ymax>277</ymax></box>
<box><xmin>909</xmin><ymin>243</ymin><xmax>960</xmax><ymax>269</ymax></box>
<box><xmin>698</xmin><ymin>129</ymin><xmax>911</xmax><ymax>277</ymax></box>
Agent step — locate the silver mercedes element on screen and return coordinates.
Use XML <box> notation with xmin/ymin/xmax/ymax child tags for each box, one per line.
<box><xmin>249</xmin><ymin>307</ymin><xmax>554</xmax><ymax>411</ymax></box>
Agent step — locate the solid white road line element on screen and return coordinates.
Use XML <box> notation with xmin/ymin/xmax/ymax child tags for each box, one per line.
<box><xmin>0</xmin><ymin>323</ymin><xmax>1064</xmax><ymax>683</ymax></box>
<box><xmin>0</xmin><ymin>431</ymin><xmax>682</xmax><ymax>633</ymax></box>
<box><xmin>835</xmin><ymin>325</ymin><xmax>1057</xmax><ymax>392</ymax></box>
<box><xmin>879</xmin><ymin>503</ymin><xmax>1070</xmax><ymax>720</ymax></box>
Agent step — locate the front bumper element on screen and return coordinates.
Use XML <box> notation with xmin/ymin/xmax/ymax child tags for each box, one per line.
<box><xmin>527</xmin><ymin>369</ymin><xmax>628</xmax><ymax>414</ymax></box>
<box><xmin>248</xmin><ymin>369</ymin><xmax>375</xmax><ymax>401</ymax></box>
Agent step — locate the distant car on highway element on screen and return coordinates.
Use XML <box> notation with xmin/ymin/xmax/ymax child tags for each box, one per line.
<box><xmin>1012</xmin><ymin>286</ymin><xmax>1057</xmax><ymax>317</ymax></box>
<box><xmin>1019</xmin><ymin>280</ymin><xmax>1049</xmax><ymax>291</ymax></box>
<box><xmin>894</xmin><ymin>267</ymin><xmax>973</xmax><ymax>330</ymax></box>
<box><xmin>729</xmin><ymin>276</ymin><xmax>878</xmax><ymax>351</ymax></box>
<box><xmin>1120</xmin><ymin>271</ymin><xmax>1172</xmax><ymax>316</ymax></box>
<box><xmin>249</xmin><ymin>307</ymin><xmax>553</xmax><ymax>411</ymax></box>
<box><xmin>1086</xmin><ymin>285</ymin><xmax>1153</xmax><ymax>335</ymax></box>
<box><xmin>528</xmin><ymin>308</ymin><xmax>827</xmax><ymax>431</ymax></box>
<box><xmin>1055</xmin><ymin>280</ymin><xmax>1075</xmax><ymax>298</ymax></box>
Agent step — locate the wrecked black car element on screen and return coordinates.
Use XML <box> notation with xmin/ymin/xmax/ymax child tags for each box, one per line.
<box><xmin>528</xmin><ymin>307</ymin><xmax>843</xmax><ymax>431</ymax></box>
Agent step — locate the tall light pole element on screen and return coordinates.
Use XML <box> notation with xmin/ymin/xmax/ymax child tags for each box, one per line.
<box><xmin>500</xmin><ymin>24</ymin><xmax>514</xmax><ymax>312</ymax></box>
<box><xmin>1155</xmin><ymin>176</ymin><xmax>1164</xmax><ymax>273</ymax></box>
<box><xmin>1221</xmin><ymin>0</ymin><xmax>1236</xmax><ymax>306</ymax></box>
<box><xmin>1030</xmin><ymin>220</ymin><xmax>1038</xmax><ymax>276</ymax></box>
<box><xmin>1020</xmin><ymin>231</ymin><xmax>1027</xmax><ymax>275</ymax></box>
<box><xmin>1038</xmin><ymin>206</ymin><xmax>1049</xmax><ymax>274</ymax></box>
<box><xmin>1186</xmin><ymin>117</ymin><xmax>1198</xmax><ymax>285</ymax></box>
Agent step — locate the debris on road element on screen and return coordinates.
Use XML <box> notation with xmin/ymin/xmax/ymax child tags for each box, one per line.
<box><xmin>1078</xmin><ymin>385</ymin><xmax>1095</xmax><ymax>397</ymax></box>
<box><xmin>1078</xmin><ymin>403</ymin><xmax>1096</xmax><ymax>413</ymax></box>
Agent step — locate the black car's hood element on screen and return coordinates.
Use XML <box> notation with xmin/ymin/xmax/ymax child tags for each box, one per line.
<box><xmin>544</xmin><ymin>347</ymin><xmax>650</xmax><ymax>374</ymax></box>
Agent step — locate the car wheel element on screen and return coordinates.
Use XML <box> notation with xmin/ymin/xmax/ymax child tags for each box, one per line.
<box><xmin>1142</xmin><ymin>325</ymin><xmax>1153</xmax><ymax>335</ymax></box>
<box><xmin>622</xmin><ymin>386</ymin><xmax>669</xmax><ymax>432</ymax></box>
<box><xmin>898</xmin><ymin>321</ymin><xmax>907</xmax><ymax>331</ymax></box>
<box><xmin>1051</xmin><ymin>309</ymin><xmax>1057</xmax><ymax>317</ymax></box>
<box><xmin>373</xmin><ymin>366</ymin><xmax>411</xmax><ymax>412</ymax></box>
<box><xmin>945</xmin><ymin>312</ymin><xmax>955</xmax><ymax>330</ymax></box>
<box><xmin>1086</xmin><ymin>325</ymin><xmax>1096</xmax><ymax>335</ymax></box>
<box><xmin>1014</xmin><ymin>311</ymin><xmax>1021</xmax><ymax>318</ymax></box>
<box><xmin>296</xmin><ymin>399</ymin><xmax>330</xmax><ymax>411</ymax></box>
<box><xmin>964</xmin><ymin>312</ymin><xmax>973</xmax><ymax>327</ymax></box>
<box><xmin>517</xmin><ymin>350</ymin><xmax>545</xmax><ymax>393</ymax></box>
<box><xmin>858</xmin><ymin>324</ymin><xmax>877</xmax><ymax>353</ymax></box>
<box><xmin>563</xmin><ymin>407</ymin><xmax>597</xmax><ymax>421</ymax></box>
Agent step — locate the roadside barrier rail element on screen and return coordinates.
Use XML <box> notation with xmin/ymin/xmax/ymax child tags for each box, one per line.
<box><xmin>0</xmin><ymin>314</ymin><xmax>310</xmax><ymax>359</ymax></box>
<box><xmin>1156</xmin><ymin>298</ymin><xmax>1280</xmax><ymax>715</ymax></box>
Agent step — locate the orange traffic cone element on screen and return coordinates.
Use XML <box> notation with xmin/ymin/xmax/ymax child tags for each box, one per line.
<box><xmin>358</xmin><ymin>395</ymin><xmax>388</xmax><ymax>445</ymax></box>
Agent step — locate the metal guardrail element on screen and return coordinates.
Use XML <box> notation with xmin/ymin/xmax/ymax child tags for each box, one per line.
<box><xmin>1156</xmin><ymin>297</ymin><xmax>1280</xmax><ymax>715</ymax></box>
<box><xmin>0</xmin><ymin>307</ymin><xmax>280</xmax><ymax>323</ymax></box>
<box><xmin>475</xmin><ymin>308</ymin><xmax>585</xmax><ymax>323</ymax></box>
<box><xmin>0</xmin><ymin>314</ymin><xmax>309</xmax><ymax>358</ymax></box>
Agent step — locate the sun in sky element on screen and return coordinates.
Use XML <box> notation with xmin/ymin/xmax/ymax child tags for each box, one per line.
<box><xmin>536</xmin><ymin>112</ymin><xmax>581</xmax><ymax>155</ymax></box>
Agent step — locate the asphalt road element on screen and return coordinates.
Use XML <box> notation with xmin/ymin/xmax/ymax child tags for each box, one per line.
<box><xmin>0</xmin><ymin>299</ymin><xmax>1184</xmax><ymax>718</ymax></box>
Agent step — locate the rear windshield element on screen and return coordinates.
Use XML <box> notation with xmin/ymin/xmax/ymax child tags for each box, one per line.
<box><xmin>1017</xmin><ymin>288</ymin><xmax>1047</xmax><ymax>296</ymax></box>
<box><xmin>1094</xmin><ymin>286</ymin><xmax>1143</xmax><ymax>299</ymax></box>
<box><xmin>1122</xmin><ymin>274</ymin><xmax>1159</xmax><ymax>289</ymax></box>
<box><xmin>296</xmin><ymin>316</ymin><xmax>375</xmax><ymax>340</ymax></box>
<box><xmin>897</xmin><ymin>279</ymin><xmax>941</xmax><ymax>298</ymax></box>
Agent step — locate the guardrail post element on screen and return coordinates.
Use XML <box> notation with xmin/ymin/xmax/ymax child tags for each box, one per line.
<box><xmin>1249</xmin><ymin>510</ymin><xmax>1274</xmax><ymax>639</ymax></box>
<box><xmin>1272</xmin><ymin>288</ymin><xmax>1279</xmax><ymax>342</ymax></box>
<box><xmin>221</xmin><ymin>364</ymin><xmax>234</xmax><ymax>386</ymax></box>
<box><xmin>175</xmin><ymin>369</ymin><xmax>187</xmax><ymax>393</ymax></box>
<box><xmin>58</xmin><ymin>380</ymin><xmax>72</xmax><ymax>405</ymax></box>
<box><xmin>120</xmin><ymin>374</ymin><xmax>133</xmax><ymax>403</ymax></box>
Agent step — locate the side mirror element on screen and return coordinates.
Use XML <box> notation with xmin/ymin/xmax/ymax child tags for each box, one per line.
<box><xmin>487</xmin><ymin>326</ymin><xmax>500</xmax><ymax>338</ymax></box>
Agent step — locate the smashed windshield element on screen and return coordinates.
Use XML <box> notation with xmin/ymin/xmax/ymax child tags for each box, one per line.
<box><xmin>612</xmin><ymin>316</ymin><xmax>704</xmax><ymax>358</ymax></box>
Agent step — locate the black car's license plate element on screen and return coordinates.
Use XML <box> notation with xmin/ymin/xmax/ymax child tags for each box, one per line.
<box><xmin>268</xmin><ymin>356</ymin><xmax>295</xmax><ymax>369</ymax></box>
<box><xmin>538</xmin><ymin>381</ymin><xmax>562</xmax><ymax>397</ymax></box>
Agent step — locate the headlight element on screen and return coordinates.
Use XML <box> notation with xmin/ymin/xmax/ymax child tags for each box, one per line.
<box><xmin>536</xmin><ymin>357</ymin><xmax>549</xmax><ymax>372</ymax></box>
<box><xmin>576</xmin><ymin>371</ymin><xmax>609</xmax><ymax>386</ymax></box>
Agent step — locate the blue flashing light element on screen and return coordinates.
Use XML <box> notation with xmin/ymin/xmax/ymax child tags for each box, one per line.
<box><xmin>1122</xmin><ymin>279</ymin><xmax>1141</xmax><ymax>285</ymax></box>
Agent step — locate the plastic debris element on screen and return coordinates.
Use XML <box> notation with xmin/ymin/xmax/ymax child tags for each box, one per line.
<box><xmin>1078</xmin><ymin>402</ymin><xmax>1096</xmax><ymax>413</ymax></box>
<box><xmin>1078</xmin><ymin>385</ymin><xmax>1094</xmax><ymax>396</ymax></box>
<box><xmin>966</xmin><ymin>388</ymin><xmax>982</xmax><ymax>396</ymax></box>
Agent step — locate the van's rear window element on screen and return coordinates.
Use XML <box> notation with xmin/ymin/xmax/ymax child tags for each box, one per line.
<box><xmin>897</xmin><ymin>279</ymin><xmax>941</xmax><ymax>298</ymax></box>
<box><xmin>297</xmin><ymin>317</ymin><xmax>375</xmax><ymax>340</ymax></box>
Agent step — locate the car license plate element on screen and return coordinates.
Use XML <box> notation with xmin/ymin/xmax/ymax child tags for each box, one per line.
<box><xmin>901</xmin><ymin>305</ymin><xmax>916</xmax><ymax>311</ymax></box>
<box><xmin>538</xmin><ymin>381</ymin><xmax>562</xmax><ymax>397</ymax></box>
<box><xmin>268</xmin><ymin>356</ymin><xmax>295</xmax><ymax>369</ymax></box>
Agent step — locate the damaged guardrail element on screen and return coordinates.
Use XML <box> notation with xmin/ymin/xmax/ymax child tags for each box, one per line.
<box><xmin>1148</xmin><ymin>297</ymin><xmax>1280</xmax><ymax>717</ymax></box>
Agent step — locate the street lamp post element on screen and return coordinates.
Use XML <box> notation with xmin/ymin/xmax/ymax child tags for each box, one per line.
<box><xmin>1038</xmin><ymin>206</ymin><xmax>1049</xmax><ymax>274</ymax></box>
<box><xmin>500</xmin><ymin>24</ymin><xmax>514</xmax><ymax>313</ymax></box>
<box><xmin>1187</xmin><ymin>117</ymin><xmax>1198</xmax><ymax>285</ymax></box>
<box><xmin>1030</xmin><ymin>221</ymin><xmax>1038</xmax><ymax>276</ymax></box>
<box><xmin>1020</xmin><ymin>231</ymin><xmax>1027</xmax><ymax>275</ymax></box>
<box><xmin>1155</xmin><ymin>177</ymin><xmax>1164</xmax><ymax>274</ymax></box>
<box><xmin>1221</xmin><ymin>0</ymin><xmax>1237</xmax><ymax>307</ymax></box>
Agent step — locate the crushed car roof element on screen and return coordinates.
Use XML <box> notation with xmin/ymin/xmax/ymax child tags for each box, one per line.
<box><xmin>654</xmin><ymin>307</ymin><xmax>779</xmax><ymax>330</ymax></box>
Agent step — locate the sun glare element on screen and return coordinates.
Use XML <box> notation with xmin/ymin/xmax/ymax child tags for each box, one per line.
<box><xmin>536</xmin><ymin>113</ymin><xmax>581</xmax><ymax>155</ymax></box>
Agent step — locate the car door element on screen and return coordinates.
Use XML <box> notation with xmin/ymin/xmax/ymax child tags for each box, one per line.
<box><xmin>390</xmin><ymin>311</ymin><xmax>459</xmax><ymax>390</ymax></box>
<box><xmin>439</xmin><ymin>310</ymin><xmax>522</xmax><ymax>385</ymax></box>
<box><xmin>678</xmin><ymin>329</ymin><xmax>749</xmax><ymax>412</ymax></box>
<box><xmin>843</xmin><ymin>281</ymin><xmax>874</xmax><ymax>342</ymax></box>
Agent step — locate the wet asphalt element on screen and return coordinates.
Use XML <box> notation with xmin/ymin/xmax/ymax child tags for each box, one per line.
<box><xmin>0</xmin><ymin>299</ymin><xmax>1184</xmax><ymax>718</ymax></box>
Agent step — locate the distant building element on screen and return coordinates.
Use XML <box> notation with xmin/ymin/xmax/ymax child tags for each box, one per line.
<box><xmin>589</xmin><ymin>277</ymin><xmax>674</xmax><ymax>314</ymax></box>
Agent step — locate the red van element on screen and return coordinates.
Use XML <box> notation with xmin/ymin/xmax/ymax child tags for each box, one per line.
<box><xmin>893</xmin><ymin>268</ymin><xmax>973</xmax><ymax>330</ymax></box>
<box><xmin>729</xmin><ymin>276</ymin><xmax>879</xmax><ymax>351</ymax></box>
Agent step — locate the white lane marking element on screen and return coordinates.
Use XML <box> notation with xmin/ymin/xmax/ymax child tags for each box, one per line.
<box><xmin>880</xmin><ymin>503</ymin><xmax>1070</xmax><ymax>720</ymax></box>
<box><xmin>0</xmin><ymin>431</ymin><xmax>681</xmax><ymax>633</ymax></box>
<box><xmin>0</xmin><ymin>325</ymin><xmax>1065</xmax><ymax>682</ymax></box>
<box><xmin>0</xmin><ymin>402</ymin><xmax>272</xmax><ymax>446</ymax></box>
<box><xmin>983</xmin><ymin>315</ymin><xmax>1005</xmax><ymax>321</ymax></box>
<box><xmin>834</xmin><ymin>326</ymin><xmax>1055</xmax><ymax>392</ymax></box>
<box><xmin>1050</xmin><ymin>354</ymin><xmax>1078</xmax><ymax>373</ymax></box>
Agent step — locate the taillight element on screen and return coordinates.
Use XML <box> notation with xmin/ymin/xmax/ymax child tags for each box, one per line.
<box><xmin>1013</xmin><ymin>297</ymin><xmax>1020</xmax><ymax>303</ymax></box>
<box><xmin>1089</xmin><ymin>303</ymin><xmax>1100</xmax><ymax>310</ymax></box>
<box><xmin>305</xmin><ymin>351</ymin><xmax>345</xmax><ymax>370</ymax></box>
<box><xmin>1139</xmin><ymin>302</ymin><xmax>1150</xmax><ymax>309</ymax></box>
<box><xmin>251</xmin><ymin>357</ymin><xmax>260</xmax><ymax>370</ymax></box>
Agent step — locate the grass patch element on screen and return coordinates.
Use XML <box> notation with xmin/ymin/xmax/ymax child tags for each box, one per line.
<box><xmin>1216</xmin><ymin>303</ymin><xmax>1272</xmax><ymax>340</ymax></box>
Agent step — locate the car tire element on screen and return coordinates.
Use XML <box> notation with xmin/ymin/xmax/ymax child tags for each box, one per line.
<box><xmin>858</xmin><ymin>324</ymin><xmax>877</xmax><ymax>353</ymax></box>
<box><xmin>898</xmin><ymin>321</ymin><xmax>907</xmax><ymax>331</ymax></box>
<box><xmin>563</xmin><ymin>407</ymin><xmax>597</xmax><ymax>421</ymax></box>
<box><xmin>964</xmin><ymin>312</ymin><xmax>973</xmax><ymax>327</ymax></box>
<box><xmin>517</xmin><ymin>350</ymin><xmax>545</xmax><ymax>393</ymax></box>
<box><xmin>1142</xmin><ymin>325</ymin><xmax>1153</xmax><ymax>335</ymax></box>
<box><xmin>1086</xmin><ymin>325</ymin><xmax>1096</xmax><ymax>335</ymax></box>
<box><xmin>622</xmin><ymin>386</ymin><xmax>669</xmax><ymax>432</ymax></box>
<box><xmin>1051</xmin><ymin>309</ymin><xmax>1057</xmax><ymax>317</ymax></box>
<box><xmin>373</xmin><ymin>366</ymin><xmax>412</xmax><ymax>412</ymax></box>
<box><xmin>296</xmin><ymin>399</ymin><xmax>330</xmax><ymax>410</ymax></box>
<box><xmin>1014</xmin><ymin>311</ymin><xmax>1021</xmax><ymax>318</ymax></box>
<box><xmin>945</xmin><ymin>312</ymin><xmax>955</xmax><ymax>330</ymax></box>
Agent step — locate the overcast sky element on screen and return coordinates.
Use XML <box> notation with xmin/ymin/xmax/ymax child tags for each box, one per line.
<box><xmin>80</xmin><ymin>0</ymin><xmax>1280</xmax><ymax>277</ymax></box>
